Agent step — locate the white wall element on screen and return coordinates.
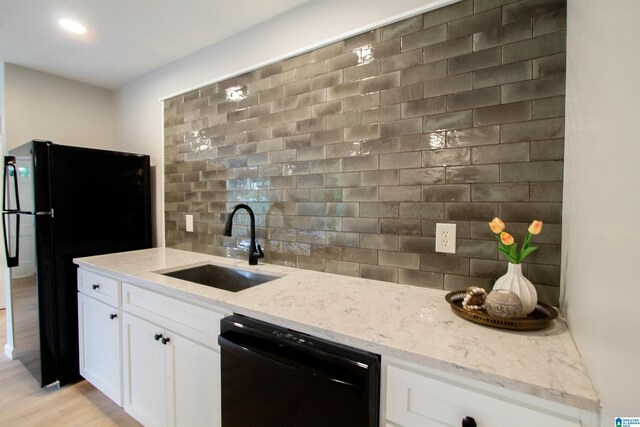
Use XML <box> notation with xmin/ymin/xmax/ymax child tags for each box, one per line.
<box><xmin>4</xmin><ymin>63</ymin><xmax>115</xmax><ymax>151</ymax></box>
<box><xmin>2</xmin><ymin>63</ymin><xmax>117</xmax><ymax>356</ymax></box>
<box><xmin>114</xmin><ymin>0</ymin><xmax>457</xmax><ymax>247</ymax></box>
<box><xmin>563</xmin><ymin>0</ymin><xmax>640</xmax><ymax>422</ymax></box>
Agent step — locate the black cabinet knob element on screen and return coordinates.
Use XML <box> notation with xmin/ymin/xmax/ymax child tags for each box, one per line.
<box><xmin>110</xmin><ymin>313</ymin><xmax>117</xmax><ymax>319</ymax></box>
<box><xmin>92</xmin><ymin>284</ymin><xmax>100</xmax><ymax>290</ymax></box>
<box><xmin>154</xmin><ymin>333</ymin><xmax>163</xmax><ymax>341</ymax></box>
<box><xmin>161</xmin><ymin>337</ymin><xmax>171</xmax><ymax>345</ymax></box>
<box><xmin>462</xmin><ymin>416</ymin><xmax>477</xmax><ymax>427</ymax></box>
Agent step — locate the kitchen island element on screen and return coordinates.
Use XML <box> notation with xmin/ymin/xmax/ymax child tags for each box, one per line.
<box><xmin>75</xmin><ymin>247</ymin><xmax>599</xmax><ymax>426</ymax></box>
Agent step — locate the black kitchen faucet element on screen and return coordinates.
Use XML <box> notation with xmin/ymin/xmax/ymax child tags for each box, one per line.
<box><xmin>223</xmin><ymin>203</ymin><xmax>264</xmax><ymax>265</ymax></box>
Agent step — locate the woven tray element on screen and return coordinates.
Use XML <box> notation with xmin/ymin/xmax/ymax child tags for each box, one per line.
<box><xmin>445</xmin><ymin>290</ymin><xmax>558</xmax><ymax>331</ymax></box>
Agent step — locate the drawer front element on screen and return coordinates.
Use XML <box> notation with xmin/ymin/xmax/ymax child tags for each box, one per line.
<box><xmin>122</xmin><ymin>282</ymin><xmax>227</xmax><ymax>348</ymax></box>
<box><xmin>386</xmin><ymin>363</ymin><xmax>581</xmax><ymax>427</ymax></box>
<box><xmin>78</xmin><ymin>269</ymin><xmax>119</xmax><ymax>306</ymax></box>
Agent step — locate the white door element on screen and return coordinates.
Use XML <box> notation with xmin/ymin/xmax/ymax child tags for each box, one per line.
<box><xmin>167</xmin><ymin>332</ymin><xmax>221</xmax><ymax>427</ymax></box>
<box><xmin>122</xmin><ymin>313</ymin><xmax>167</xmax><ymax>427</ymax></box>
<box><xmin>78</xmin><ymin>293</ymin><xmax>122</xmax><ymax>405</ymax></box>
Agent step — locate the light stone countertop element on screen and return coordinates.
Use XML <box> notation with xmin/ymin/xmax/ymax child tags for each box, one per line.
<box><xmin>74</xmin><ymin>247</ymin><xmax>599</xmax><ymax>412</ymax></box>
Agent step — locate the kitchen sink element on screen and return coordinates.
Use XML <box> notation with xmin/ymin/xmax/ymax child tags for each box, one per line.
<box><xmin>161</xmin><ymin>264</ymin><xmax>279</xmax><ymax>292</ymax></box>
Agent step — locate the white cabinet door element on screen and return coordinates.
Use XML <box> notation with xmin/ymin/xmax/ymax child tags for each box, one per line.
<box><xmin>77</xmin><ymin>293</ymin><xmax>122</xmax><ymax>405</ymax></box>
<box><xmin>123</xmin><ymin>313</ymin><xmax>167</xmax><ymax>427</ymax></box>
<box><xmin>167</xmin><ymin>332</ymin><xmax>221</xmax><ymax>427</ymax></box>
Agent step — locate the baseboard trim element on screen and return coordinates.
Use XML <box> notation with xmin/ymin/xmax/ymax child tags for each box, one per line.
<box><xmin>4</xmin><ymin>343</ymin><xmax>14</xmax><ymax>359</ymax></box>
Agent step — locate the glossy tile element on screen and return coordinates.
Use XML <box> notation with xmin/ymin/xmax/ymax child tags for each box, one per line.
<box><xmin>421</xmin><ymin>253</ymin><xmax>469</xmax><ymax>275</ymax></box>
<box><xmin>503</xmin><ymin>0</ymin><xmax>566</xmax><ymax>24</ymax></box>
<box><xmin>473</xmin><ymin>60</ymin><xmax>532</xmax><ymax>89</ymax></box>
<box><xmin>471</xmin><ymin>141</ymin><xmax>530</xmax><ymax>164</ymax></box>
<box><xmin>532</xmin><ymin>96</ymin><xmax>565</xmax><ymax>119</ymax></box>
<box><xmin>533</xmin><ymin>53</ymin><xmax>566</xmax><ymax>78</ymax></box>
<box><xmin>422</xmin><ymin>148</ymin><xmax>470</xmax><ymax>167</ymax></box>
<box><xmin>401</xmin><ymin>96</ymin><xmax>446</xmax><ymax>118</ymax></box>
<box><xmin>382</xmin><ymin>15</ymin><xmax>423</xmax><ymax>41</ymax></box>
<box><xmin>423</xmin><ymin>73</ymin><xmax>473</xmax><ymax>97</ymax></box>
<box><xmin>473</xmin><ymin>101</ymin><xmax>531</xmax><ymax>126</ymax></box>
<box><xmin>379</xmin><ymin>219</ymin><xmax>422</xmax><ymax>236</ymax></box>
<box><xmin>360</xmin><ymin>264</ymin><xmax>398</xmax><ymax>282</ymax></box>
<box><xmin>423</xmin><ymin>0</ymin><xmax>473</xmax><ymax>28</ymax></box>
<box><xmin>422</xmin><ymin>184</ymin><xmax>470</xmax><ymax>202</ymax></box>
<box><xmin>471</xmin><ymin>182</ymin><xmax>529</xmax><ymax>202</ymax></box>
<box><xmin>473</xmin><ymin>19</ymin><xmax>532</xmax><ymax>51</ymax></box>
<box><xmin>501</xmin><ymin>117</ymin><xmax>564</xmax><ymax>142</ymax></box>
<box><xmin>447</xmin><ymin>87</ymin><xmax>500</xmax><ymax>111</ymax></box>
<box><xmin>530</xmin><ymin>139</ymin><xmax>564</xmax><ymax>161</ymax></box>
<box><xmin>381</xmin><ymin>50</ymin><xmax>422</xmax><ymax>74</ymax></box>
<box><xmin>402</xmin><ymin>24</ymin><xmax>447</xmax><ymax>51</ymax></box>
<box><xmin>534</xmin><ymin>7</ymin><xmax>566</xmax><ymax>36</ymax></box>
<box><xmin>342</xmin><ymin>247</ymin><xmax>378</xmax><ymax>264</ymax></box>
<box><xmin>448</xmin><ymin>8</ymin><xmax>501</xmax><ymax>39</ymax></box>
<box><xmin>165</xmin><ymin>0</ymin><xmax>566</xmax><ymax>299</ymax></box>
<box><xmin>379</xmin><ymin>250</ymin><xmax>420</xmax><ymax>270</ymax></box>
<box><xmin>503</xmin><ymin>32</ymin><xmax>566</xmax><ymax>64</ymax></box>
<box><xmin>423</xmin><ymin>110</ymin><xmax>473</xmax><ymax>132</ymax></box>
<box><xmin>424</xmin><ymin>37</ymin><xmax>473</xmax><ymax>63</ymax></box>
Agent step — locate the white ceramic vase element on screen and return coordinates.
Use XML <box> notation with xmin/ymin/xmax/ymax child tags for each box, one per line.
<box><xmin>492</xmin><ymin>263</ymin><xmax>537</xmax><ymax>315</ymax></box>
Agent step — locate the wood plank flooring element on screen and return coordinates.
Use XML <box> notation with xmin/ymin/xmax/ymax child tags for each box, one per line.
<box><xmin>0</xmin><ymin>309</ymin><xmax>140</xmax><ymax>426</ymax></box>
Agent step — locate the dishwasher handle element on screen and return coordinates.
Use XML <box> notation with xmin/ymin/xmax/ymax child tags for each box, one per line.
<box><xmin>218</xmin><ymin>334</ymin><xmax>360</xmax><ymax>389</ymax></box>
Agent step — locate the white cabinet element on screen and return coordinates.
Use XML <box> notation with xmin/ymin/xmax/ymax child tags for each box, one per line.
<box><xmin>122</xmin><ymin>313</ymin><xmax>167</xmax><ymax>427</ymax></box>
<box><xmin>77</xmin><ymin>270</ymin><xmax>122</xmax><ymax>405</ymax></box>
<box><xmin>121</xmin><ymin>283</ymin><xmax>225</xmax><ymax>427</ymax></box>
<box><xmin>384</xmin><ymin>358</ymin><xmax>598</xmax><ymax>427</ymax></box>
<box><xmin>168</xmin><ymin>326</ymin><xmax>221</xmax><ymax>427</ymax></box>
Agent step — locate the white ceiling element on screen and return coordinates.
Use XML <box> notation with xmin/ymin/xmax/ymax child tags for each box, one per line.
<box><xmin>0</xmin><ymin>0</ymin><xmax>313</xmax><ymax>89</ymax></box>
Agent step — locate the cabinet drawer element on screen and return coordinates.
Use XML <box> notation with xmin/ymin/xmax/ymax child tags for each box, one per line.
<box><xmin>122</xmin><ymin>283</ymin><xmax>227</xmax><ymax>348</ymax></box>
<box><xmin>78</xmin><ymin>269</ymin><xmax>119</xmax><ymax>306</ymax></box>
<box><xmin>386</xmin><ymin>363</ymin><xmax>582</xmax><ymax>427</ymax></box>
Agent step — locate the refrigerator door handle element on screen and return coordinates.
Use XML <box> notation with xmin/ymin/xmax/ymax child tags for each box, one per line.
<box><xmin>2</xmin><ymin>212</ymin><xmax>20</xmax><ymax>267</ymax></box>
<box><xmin>2</xmin><ymin>156</ymin><xmax>21</xmax><ymax>267</ymax></box>
<box><xmin>2</xmin><ymin>156</ymin><xmax>53</xmax><ymax>217</ymax></box>
<box><xmin>3</xmin><ymin>156</ymin><xmax>21</xmax><ymax>212</ymax></box>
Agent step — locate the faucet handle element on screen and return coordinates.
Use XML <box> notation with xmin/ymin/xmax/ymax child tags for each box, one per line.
<box><xmin>256</xmin><ymin>244</ymin><xmax>264</xmax><ymax>258</ymax></box>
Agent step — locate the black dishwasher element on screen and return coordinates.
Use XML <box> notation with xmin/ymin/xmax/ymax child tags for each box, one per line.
<box><xmin>218</xmin><ymin>314</ymin><xmax>380</xmax><ymax>427</ymax></box>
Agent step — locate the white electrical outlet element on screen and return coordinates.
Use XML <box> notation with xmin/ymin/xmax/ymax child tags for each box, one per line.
<box><xmin>186</xmin><ymin>214</ymin><xmax>194</xmax><ymax>232</ymax></box>
<box><xmin>435</xmin><ymin>223</ymin><xmax>456</xmax><ymax>254</ymax></box>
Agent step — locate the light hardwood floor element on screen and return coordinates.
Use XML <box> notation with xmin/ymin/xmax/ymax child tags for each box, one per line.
<box><xmin>0</xmin><ymin>309</ymin><xmax>140</xmax><ymax>426</ymax></box>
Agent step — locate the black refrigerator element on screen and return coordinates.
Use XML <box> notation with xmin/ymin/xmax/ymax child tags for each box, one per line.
<box><xmin>2</xmin><ymin>140</ymin><xmax>152</xmax><ymax>387</ymax></box>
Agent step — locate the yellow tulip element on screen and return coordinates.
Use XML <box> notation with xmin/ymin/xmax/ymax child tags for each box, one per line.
<box><xmin>488</xmin><ymin>217</ymin><xmax>505</xmax><ymax>234</ymax></box>
<box><xmin>500</xmin><ymin>232</ymin><xmax>514</xmax><ymax>246</ymax></box>
<box><xmin>528</xmin><ymin>220</ymin><xmax>543</xmax><ymax>235</ymax></box>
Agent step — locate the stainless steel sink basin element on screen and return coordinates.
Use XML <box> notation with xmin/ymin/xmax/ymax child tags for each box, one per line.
<box><xmin>161</xmin><ymin>264</ymin><xmax>279</xmax><ymax>292</ymax></box>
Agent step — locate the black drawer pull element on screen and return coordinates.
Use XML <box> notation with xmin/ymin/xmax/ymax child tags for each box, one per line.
<box><xmin>161</xmin><ymin>337</ymin><xmax>171</xmax><ymax>345</ymax></box>
<box><xmin>92</xmin><ymin>284</ymin><xmax>100</xmax><ymax>290</ymax></box>
<box><xmin>154</xmin><ymin>333</ymin><xmax>163</xmax><ymax>341</ymax></box>
<box><xmin>110</xmin><ymin>313</ymin><xmax>117</xmax><ymax>320</ymax></box>
<box><xmin>462</xmin><ymin>416</ymin><xmax>477</xmax><ymax>427</ymax></box>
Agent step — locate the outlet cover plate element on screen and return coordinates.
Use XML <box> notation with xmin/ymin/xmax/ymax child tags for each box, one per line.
<box><xmin>186</xmin><ymin>214</ymin><xmax>194</xmax><ymax>232</ymax></box>
<box><xmin>436</xmin><ymin>223</ymin><xmax>456</xmax><ymax>254</ymax></box>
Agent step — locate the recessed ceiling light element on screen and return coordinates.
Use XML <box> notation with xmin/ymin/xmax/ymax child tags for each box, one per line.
<box><xmin>59</xmin><ymin>18</ymin><xmax>87</xmax><ymax>34</ymax></box>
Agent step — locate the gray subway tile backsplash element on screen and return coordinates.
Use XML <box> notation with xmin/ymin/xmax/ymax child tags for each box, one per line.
<box><xmin>423</xmin><ymin>0</ymin><xmax>473</xmax><ymax>29</ymax></box>
<box><xmin>164</xmin><ymin>0</ymin><xmax>566</xmax><ymax>305</ymax></box>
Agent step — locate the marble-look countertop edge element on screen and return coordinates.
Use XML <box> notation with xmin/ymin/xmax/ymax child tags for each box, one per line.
<box><xmin>74</xmin><ymin>248</ymin><xmax>600</xmax><ymax>413</ymax></box>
